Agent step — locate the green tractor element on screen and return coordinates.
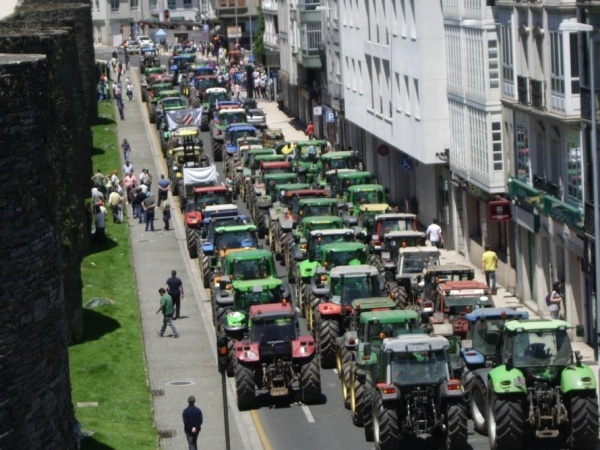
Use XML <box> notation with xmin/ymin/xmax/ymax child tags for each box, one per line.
<box><xmin>294</xmin><ymin>241</ymin><xmax>369</xmax><ymax>323</ymax></box>
<box><xmin>290</xmin><ymin>140</ymin><xmax>328</xmax><ymax>183</ymax></box>
<box><xmin>343</xmin><ymin>308</ymin><xmax>424</xmax><ymax>430</ymax></box>
<box><xmin>370</xmin><ymin>230</ymin><xmax>428</xmax><ymax>278</ymax></box>
<box><xmin>201</xmin><ymin>87</ymin><xmax>228</xmax><ymax>131</ymax></box>
<box><xmin>148</xmin><ymin>88</ymin><xmax>180</xmax><ymax>124</ymax></box>
<box><xmin>329</xmin><ymin>170</ymin><xmax>377</xmax><ymax>202</ymax></box>
<box><xmin>476</xmin><ymin>320</ymin><xmax>598</xmax><ymax>450</ymax></box>
<box><xmin>251</xmin><ymin>172</ymin><xmax>299</xmax><ymax>237</ymax></box>
<box><xmin>317</xmin><ymin>150</ymin><xmax>363</xmax><ymax>187</ymax></box>
<box><xmin>357</xmin><ymin>334</ymin><xmax>468</xmax><ymax>449</ymax></box>
<box><xmin>311</xmin><ymin>264</ymin><xmax>385</xmax><ymax>368</ymax></box>
<box><xmin>211</xmin><ymin>108</ymin><xmax>247</xmax><ymax>161</ymax></box>
<box><xmin>236</xmin><ymin>147</ymin><xmax>277</xmax><ymax>200</ymax></box>
<box><xmin>245</xmin><ymin>160</ymin><xmax>293</xmax><ymax>213</ymax></box>
<box><xmin>283</xmin><ymin>215</ymin><xmax>345</xmax><ymax>269</ymax></box>
<box><xmin>340</xmin><ymin>184</ymin><xmax>388</xmax><ymax>227</ymax></box>
<box><xmin>210</xmin><ymin>249</ymin><xmax>290</xmax><ymax>326</ymax></box>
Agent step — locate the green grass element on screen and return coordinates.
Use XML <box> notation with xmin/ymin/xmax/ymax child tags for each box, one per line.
<box><xmin>69</xmin><ymin>102</ymin><xmax>155</xmax><ymax>449</ymax></box>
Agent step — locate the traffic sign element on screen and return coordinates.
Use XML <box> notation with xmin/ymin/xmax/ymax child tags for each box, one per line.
<box><xmin>400</xmin><ymin>158</ymin><xmax>413</xmax><ymax>172</ymax></box>
<box><xmin>249</xmin><ymin>54</ymin><xmax>255</xmax><ymax>63</ymax></box>
<box><xmin>313</xmin><ymin>106</ymin><xmax>323</xmax><ymax>116</ymax></box>
<box><xmin>326</xmin><ymin>111</ymin><xmax>335</xmax><ymax>123</ymax></box>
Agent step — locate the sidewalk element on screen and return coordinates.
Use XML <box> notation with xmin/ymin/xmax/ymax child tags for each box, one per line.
<box><xmin>115</xmin><ymin>67</ymin><xmax>263</xmax><ymax>450</ymax></box>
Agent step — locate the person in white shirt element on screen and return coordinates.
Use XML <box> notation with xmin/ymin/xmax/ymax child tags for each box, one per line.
<box><xmin>426</xmin><ymin>218</ymin><xmax>444</xmax><ymax>248</ymax></box>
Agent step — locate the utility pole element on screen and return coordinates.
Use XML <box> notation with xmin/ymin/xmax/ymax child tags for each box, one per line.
<box><xmin>235</xmin><ymin>0</ymin><xmax>239</xmax><ymax>44</ymax></box>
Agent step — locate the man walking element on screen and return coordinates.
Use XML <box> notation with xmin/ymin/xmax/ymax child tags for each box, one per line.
<box><xmin>426</xmin><ymin>218</ymin><xmax>444</xmax><ymax>248</ymax></box>
<box><xmin>182</xmin><ymin>395</ymin><xmax>203</xmax><ymax>450</ymax></box>
<box><xmin>482</xmin><ymin>245</ymin><xmax>498</xmax><ymax>293</ymax></box>
<box><xmin>166</xmin><ymin>270</ymin><xmax>184</xmax><ymax>319</ymax></box>
<box><xmin>142</xmin><ymin>192</ymin><xmax>156</xmax><ymax>231</ymax></box>
<box><xmin>157</xmin><ymin>174</ymin><xmax>170</xmax><ymax>207</ymax></box>
<box><xmin>155</xmin><ymin>288</ymin><xmax>179</xmax><ymax>338</ymax></box>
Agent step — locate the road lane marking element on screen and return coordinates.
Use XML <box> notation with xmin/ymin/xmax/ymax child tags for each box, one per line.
<box><xmin>251</xmin><ymin>410</ymin><xmax>273</xmax><ymax>450</ymax></box>
<box><xmin>301</xmin><ymin>405</ymin><xmax>316</xmax><ymax>423</ymax></box>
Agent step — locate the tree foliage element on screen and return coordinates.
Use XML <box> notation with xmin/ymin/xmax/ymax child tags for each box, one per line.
<box><xmin>253</xmin><ymin>8</ymin><xmax>266</xmax><ymax>65</ymax></box>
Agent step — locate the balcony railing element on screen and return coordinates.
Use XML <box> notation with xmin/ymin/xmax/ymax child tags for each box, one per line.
<box><xmin>508</xmin><ymin>177</ymin><xmax>541</xmax><ymax>212</ymax></box>
<box><xmin>530</xmin><ymin>79</ymin><xmax>545</xmax><ymax>110</ymax></box>
<box><xmin>546</xmin><ymin>181</ymin><xmax>561</xmax><ymax>198</ymax></box>
<box><xmin>532</xmin><ymin>174</ymin><xmax>547</xmax><ymax>191</ymax></box>
<box><xmin>580</xmin><ymin>86</ymin><xmax>600</xmax><ymax>121</ymax></box>
<box><xmin>540</xmin><ymin>195</ymin><xmax>583</xmax><ymax>231</ymax></box>
<box><xmin>300</xmin><ymin>0</ymin><xmax>322</xmax><ymax>10</ymax></box>
<box><xmin>517</xmin><ymin>76</ymin><xmax>529</xmax><ymax>105</ymax></box>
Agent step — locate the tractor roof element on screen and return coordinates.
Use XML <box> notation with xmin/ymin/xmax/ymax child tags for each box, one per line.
<box><xmin>232</xmin><ymin>278</ymin><xmax>283</xmax><ymax>292</ymax></box>
<box><xmin>247</xmin><ymin>148</ymin><xmax>275</xmax><ymax>155</ymax></box>
<box><xmin>376</xmin><ymin>212</ymin><xmax>417</xmax><ymax>220</ymax></box>
<box><xmin>263</xmin><ymin>173</ymin><xmax>297</xmax><ymax>181</ymax></box>
<box><xmin>382</xmin><ymin>334</ymin><xmax>450</xmax><ymax>353</ymax></box>
<box><xmin>301</xmin><ymin>215</ymin><xmax>343</xmax><ymax>226</ymax></box>
<box><xmin>249</xmin><ymin>302</ymin><xmax>294</xmax><ymax>321</ymax></box>
<box><xmin>298</xmin><ymin>197</ymin><xmax>338</xmax><ymax>205</ymax></box>
<box><xmin>309</xmin><ymin>228</ymin><xmax>355</xmax><ymax>238</ymax></box>
<box><xmin>400</xmin><ymin>245</ymin><xmax>440</xmax><ymax>255</ymax></box>
<box><xmin>206</xmin><ymin>87</ymin><xmax>227</xmax><ymax>93</ymax></box>
<box><xmin>204</xmin><ymin>204</ymin><xmax>238</xmax><ymax>214</ymax></box>
<box><xmin>329</xmin><ymin>264</ymin><xmax>379</xmax><ymax>278</ymax></box>
<box><xmin>384</xmin><ymin>231</ymin><xmax>426</xmax><ymax>240</ymax></box>
<box><xmin>215</xmin><ymin>224</ymin><xmax>257</xmax><ymax>233</ymax></box>
<box><xmin>193</xmin><ymin>185</ymin><xmax>228</xmax><ymax>194</ymax></box>
<box><xmin>296</xmin><ymin>139</ymin><xmax>328</xmax><ymax>146</ymax></box>
<box><xmin>219</xmin><ymin>108</ymin><xmax>246</xmax><ymax>115</ymax></box>
<box><xmin>439</xmin><ymin>280</ymin><xmax>490</xmax><ymax>293</ymax></box>
<box><xmin>321</xmin><ymin>150</ymin><xmax>356</xmax><ymax>159</ymax></box>
<box><xmin>261</xmin><ymin>161</ymin><xmax>292</xmax><ymax>170</ymax></box>
<box><xmin>337</xmin><ymin>171</ymin><xmax>373</xmax><ymax>179</ymax></box>
<box><xmin>465</xmin><ymin>307</ymin><xmax>529</xmax><ymax>322</ymax></box>
<box><xmin>504</xmin><ymin>319</ymin><xmax>571</xmax><ymax>332</ymax></box>
<box><xmin>425</xmin><ymin>264</ymin><xmax>473</xmax><ymax>275</ymax></box>
<box><xmin>226</xmin><ymin>248</ymin><xmax>272</xmax><ymax>262</ymax></box>
<box><xmin>350</xmin><ymin>297</ymin><xmax>396</xmax><ymax>311</ymax></box>
<box><xmin>172</xmin><ymin>126</ymin><xmax>199</xmax><ymax>136</ymax></box>
<box><xmin>360</xmin><ymin>309</ymin><xmax>420</xmax><ymax>324</ymax></box>
<box><xmin>359</xmin><ymin>203</ymin><xmax>391</xmax><ymax>213</ymax></box>
<box><xmin>326</xmin><ymin>168</ymin><xmax>358</xmax><ymax>176</ymax></box>
<box><xmin>349</xmin><ymin>184</ymin><xmax>384</xmax><ymax>191</ymax></box>
<box><xmin>278</xmin><ymin>184</ymin><xmax>314</xmax><ymax>193</ymax></box>
<box><xmin>320</xmin><ymin>242</ymin><xmax>367</xmax><ymax>253</ymax></box>
<box><xmin>227</xmin><ymin>123</ymin><xmax>257</xmax><ymax>132</ymax></box>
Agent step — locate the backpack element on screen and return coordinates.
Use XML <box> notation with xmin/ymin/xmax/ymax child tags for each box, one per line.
<box><xmin>545</xmin><ymin>292</ymin><xmax>552</xmax><ymax>306</ymax></box>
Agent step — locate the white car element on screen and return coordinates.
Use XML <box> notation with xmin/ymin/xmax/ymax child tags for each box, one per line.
<box><xmin>137</xmin><ymin>35</ymin><xmax>153</xmax><ymax>49</ymax></box>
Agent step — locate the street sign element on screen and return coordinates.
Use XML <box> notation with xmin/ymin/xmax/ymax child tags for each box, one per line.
<box><xmin>400</xmin><ymin>158</ymin><xmax>413</xmax><ymax>172</ymax></box>
<box><xmin>326</xmin><ymin>111</ymin><xmax>335</xmax><ymax>123</ymax></box>
<box><xmin>313</xmin><ymin>106</ymin><xmax>323</xmax><ymax>116</ymax></box>
<box><xmin>249</xmin><ymin>54</ymin><xmax>255</xmax><ymax>63</ymax></box>
<box><xmin>270</xmin><ymin>70</ymin><xmax>279</xmax><ymax>79</ymax></box>
<box><xmin>489</xmin><ymin>200</ymin><xmax>512</xmax><ymax>222</ymax></box>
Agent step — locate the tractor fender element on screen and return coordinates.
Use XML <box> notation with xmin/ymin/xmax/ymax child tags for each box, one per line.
<box><xmin>460</xmin><ymin>348</ymin><xmax>486</xmax><ymax>367</ymax></box>
<box><xmin>375</xmin><ymin>384</ymin><xmax>399</xmax><ymax>402</ymax></box>
<box><xmin>561</xmin><ymin>364</ymin><xmax>597</xmax><ymax>393</ymax></box>
<box><xmin>318</xmin><ymin>302</ymin><xmax>342</xmax><ymax>317</ymax></box>
<box><xmin>268</xmin><ymin>206</ymin><xmax>283</xmax><ymax>221</ymax></box>
<box><xmin>292</xmin><ymin>335</ymin><xmax>316</xmax><ymax>359</ymax></box>
<box><xmin>439</xmin><ymin>381</ymin><xmax>465</xmax><ymax>400</ymax></box>
<box><xmin>298</xmin><ymin>260</ymin><xmax>320</xmax><ymax>278</ymax></box>
<box><xmin>256</xmin><ymin>199</ymin><xmax>272</xmax><ymax>210</ymax></box>
<box><xmin>214</xmin><ymin>292</ymin><xmax>234</xmax><ymax>307</ymax></box>
<box><xmin>279</xmin><ymin>216</ymin><xmax>294</xmax><ymax>231</ymax></box>
<box><xmin>280</xmin><ymin>281</ymin><xmax>291</xmax><ymax>300</ymax></box>
<box><xmin>310</xmin><ymin>279</ymin><xmax>330</xmax><ymax>298</ymax></box>
<box><xmin>186</xmin><ymin>211</ymin><xmax>203</xmax><ymax>227</ymax></box>
<box><xmin>471</xmin><ymin>368</ymin><xmax>492</xmax><ymax>389</ymax></box>
<box><xmin>292</xmin><ymin>245</ymin><xmax>305</xmax><ymax>262</ymax></box>
<box><xmin>235</xmin><ymin>342</ymin><xmax>260</xmax><ymax>363</ymax></box>
<box><xmin>201</xmin><ymin>242</ymin><xmax>215</xmax><ymax>254</ymax></box>
<box><xmin>226</xmin><ymin>144</ymin><xmax>237</xmax><ymax>155</ymax></box>
<box><xmin>488</xmin><ymin>366</ymin><xmax>527</xmax><ymax>394</ymax></box>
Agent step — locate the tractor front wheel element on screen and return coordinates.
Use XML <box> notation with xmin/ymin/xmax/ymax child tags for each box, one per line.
<box><xmin>487</xmin><ymin>391</ymin><xmax>524</xmax><ymax>450</ymax></box>
<box><xmin>471</xmin><ymin>376</ymin><xmax>488</xmax><ymax>435</ymax></box>
<box><xmin>300</xmin><ymin>355</ymin><xmax>321</xmax><ymax>405</ymax></box>
<box><xmin>235</xmin><ymin>363</ymin><xmax>256</xmax><ymax>411</ymax></box>
<box><xmin>318</xmin><ymin>317</ymin><xmax>340</xmax><ymax>369</ymax></box>
<box><xmin>372</xmin><ymin>392</ymin><xmax>400</xmax><ymax>450</ymax></box>
<box><xmin>568</xmin><ymin>392</ymin><xmax>599</xmax><ymax>450</ymax></box>
<box><xmin>445</xmin><ymin>402</ymin><xmax>468</xmax><ymax>450</ymax></box>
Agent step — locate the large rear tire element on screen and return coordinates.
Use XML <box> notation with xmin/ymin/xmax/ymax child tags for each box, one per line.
<box><xmin>257</xmin><ymin>210</ymin><xmax>268</xmax><ymax>239</ymax></box>
<box><xmin>568</xmin><ymin>392</ymin><xmax>599</xmax><ymax>450</ymax></box>
<box><xmin>471</xmin><ymin>376</ymin><xmax>488</xmax><ymax>435</ymax></box>
<box><xmin>213</xmin><ymin>141</ymin><xmax>223</xmax><ymax>161</ymax></box>
<box><xmin>201</xmin><ymin>255</ymin><xmax>211</xmax><ymax>288</ymax></box>
<box><xmin>186</xmin><ymin>227</ymin><xmax>199</xmax><ymax>259</ymax></box>
<box><xmin>368</xmin><ymin>254</ymin><xmax>385</xmax><ymax>274</ymax></box>
<box><xmin>445</xmin><ymin>402</ymin><xmax>468</xmax><ymax>450</ymax></box>
<box><xmin>149</xmin><ymin>104</ymin><xmax>157</xmax><ymax>123</ymax></box>
<box><xmin>387</xmin><ymin>282</ymin><xmax>408</xmax><ymax>309</ymax></box>
<box><xmin>235</xmin><ymin>363</ymin><xmax>256</xmax><ymax>411</ymax></box>
<box><xmin>200</xmin><ymin>114</ymin><xmax>209</xmax><ymax>131</ymax></box>
<box><xmin>373</xmin><ymin>392</ymin><xmax>399</xmax><ymax>450</ymax></box>
<box><xmin>487</xmin><ymin>391</ymin><xmax>524</xmax><ymax>450</ymax></box>
<box><xmin>318</xmin><ymin>317</ymin><xmax>340</xmax><ymax>369</ymax></box>
<box><xmin>351</xmin><ymin>369</ymin><xmax>372</xmax><ymax>428</ymax></box>
<box><xmin>300</xmin><ymin>356</ymin><xmax>321</xmax><ymax>405</ymax></box>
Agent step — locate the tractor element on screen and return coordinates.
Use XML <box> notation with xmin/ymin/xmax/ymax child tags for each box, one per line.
<box><xmin>284</xmin><ymin>215</ymin><xmax>345</xmax><ymax>269</ymax></box>
<box><xmin>317</xmin><ymin>150</ymin><xmax>363</xmax><ymax>187</ymax></box>
<box><xmin>211</xmin><ymin>107</ymin><xmax>247</xmax><ymax>161</ymax></box>
<box><xmin>370</xmin><ymin>230</ymin><xmax>427</xmax><ymax>278</ymax></box>
<box><xmin>290</xmin><ymin>140</ymin><xmax>328</xmax><ymax>183</ymax></box>
<box><xmin>340</xmin><ymin>184</ymin><xmax>388</xmax><ymax>227</ymax></box>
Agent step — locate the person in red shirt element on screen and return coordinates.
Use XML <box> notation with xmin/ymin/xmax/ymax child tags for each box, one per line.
<box><xmin>305</xmin><ymin>121</ymin><xmax>314</xmax><ymax>139</ymax></box>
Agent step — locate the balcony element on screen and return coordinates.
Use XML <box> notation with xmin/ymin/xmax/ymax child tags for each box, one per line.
<box><xmin>442</xmin><ymin>0</ymin><xmax>490</xmax><ymax>21</ymax></box>
<box><xmin>530</xmin><ymin>79</ymin><xmax>545</xmax><ymax>110</ymax></box>
<box><xmin>262</xmin><ymin>0</ymin><xmax>278</xmax><ymax>12</ymax></box>
<box><xmin>580</xmin><ymin>86</ymin><xmax>600</xmax><ymax>122</ymax></box>
<box><xmin>299</xmin><ymin>24</ymin><xmax>322</xmax><ymax>68</ymax></box>
<box><xmin>540</xmin><ymin>195</ymin><xmax>583</xmax><ymax>231</ymax></box>
<box><xmin>532</xmin><ymin>174</ymin><xmax>547</xmax><ymax>191</ymax></box>
<box><xmin>508</xmin><ymin>177</ymin><xmax>542</xmax><ymax>212</ymax></box>
<box><xmin>517</xmin><ymin>76</ymin><xmax>529</xmax><ymax>106</ymax></box>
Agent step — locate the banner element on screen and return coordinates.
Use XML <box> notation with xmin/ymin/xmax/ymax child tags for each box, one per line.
<box><xmin>183</xmin><ymin>166</ymin><xmax>219</xmax><ymax>186</ymax></box>
<box><xmin>165</xmin><ymin>107</ymin><xmax>203</xmax><ymax>130</ymax></box>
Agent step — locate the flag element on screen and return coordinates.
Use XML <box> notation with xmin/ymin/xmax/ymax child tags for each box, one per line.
<box><xmin>165</xmin><ymin>107</ymin><xmax>203</xmax><ymax>130</ymax></box>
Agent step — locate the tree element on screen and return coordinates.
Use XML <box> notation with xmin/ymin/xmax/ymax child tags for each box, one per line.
<box><xmin>253</xmin><ymin>8</ymin><xmax>266</xmax><ymax>65</ymax></box>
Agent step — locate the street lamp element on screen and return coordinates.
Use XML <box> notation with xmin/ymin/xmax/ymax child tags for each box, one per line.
<box><xmin>560</xmin><ymin>21</ymin><xmax>599</xmax><ymax>358</ymax></box>
<box><xmin>235</xmin><ymin>0</ymin><xmax>239</xmax><ymax>44</ymax></box>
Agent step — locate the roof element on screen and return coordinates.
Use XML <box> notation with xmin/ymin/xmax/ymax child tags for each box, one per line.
<box><xmin>301</xmin><ymin>215</ymin><xmax>343</xmax><ymax>225</ymax></box>
<box><xmin>360</xmin><ymin>309</ymin><xmax>420</xmax><ymax>324</ymax></box>
<box><xmin>262</xmin><ymin>173</ymin><xmax>297</xmax><ymax>181</ymax></box>
<box><xmin>193</xmin><ymin>185</ymin><xmax>228</xmax><ymax>193</ymax></box>
<box><xmin>384</xmin><ymin>231</ymin><xmax>426</xmax><ymax>239</ymax></box>
<box><xmin>439</xmin><ymin>280</ymin><xmax>490</xmax><ymax>292</ymax></box>
<box><xmin>424</xmin><ymin>264</ymin><xmax>474</xmax><ymax>274</ymax></box>
<box><xmin>504</xmin><ymin>319</ymin><xmax>571</xmax><ymax>332</ymax></box>
<box><xmin>465</xmin><ymin>307</ymin><xmax>529</xmax><ymax>322</ymax></box>
<box><xmin>329</xmin><ymin>264</ymin><xmax>380</xmax><ymax>278</ymax></box>
<box><xmin>232</xmin><ymin>278</ymin><xmax>283</xmax><ymax>292</ymax></box>
<box><xmin>400</xmin><ymin>246</ymin><xmax>440</xmax><ymax>254</ymax></box>
<box><xmin>278</xmin><ymin>185</ymin><xmax>315</xmax><ymax>194</ymax></box>
<box><xmin>309</xmin><ymin>228</ymin><xmax>355</xmax><ymax>238</ymax></box>
<box><xmin>326</xmin><ymin>168</ymin><xmax>358</xmax><ymax>176</ymax></box>
<box><xmin>348</xmin><ymin>184</ymin><xmax>385</xmax><ymax>191</ymax></box>
<box><xmin>247</xmin><ymin>148</ymin><xmax>275</xmax><ymax>155</ymax></box>
<box><xmin>249</xmin><ymin>302</ymin><xmax>294</xmax><ymax>321</ymax></box>
<box><xmin>225</xmin><ymin>248</ymin><xmax>272</xmax><ymax>262</ymax></box>
<box><xmin>359</xmin><ymin>203</ymin><xmax>390</xmax><ymax>213</ymax></box>
<box><xmin>321</xmin><ymin>150</ymin><xmax>356</xmax><ymax>159</ymax></box>
<box><xmin>350</xmin><ymin>297</ymin><xmax>396</xmax><ymax>310</ymax></box>
<box><xmin>215</xmin><ymin>224</ymin><xmax>257</xmax><ymax>233</ymax></box>
<box><xmin>206</xmin><ymin>87</ymin><xmax>227</xmax><ymax>93</ymax></box>
<box><xmin>382</xmin><ymin>334</ymin><xmax>450</xmax><ymax>353</ymax></box>
<box><xmin>204</xmin><ymin>204</ymin><xmax>237</xmax><ymax>213</ymax></box>
<box><xmin>298</xmin><ymin>197</ymin><xmax>338</xmax><ymax>205</ymax></box>
<box><xmin>227</xmin><ymin>123</ymin><xmax>257</xmax><ymax>131</ymax></box>
<box><xmin>296</xmin><ymin>140</ymin><xmax>328</xmax><ymax>146</ymax></box>
<box><xmin>320</xmin><ymin>242</ymin><xmax>367</xmax><ymax>253</ymax></box>
<box><xmin>260</xmin><ymin>161</ymin><xmax>292</xmax><ymax>169</ymax></box>
<box><xmin>218</xmin><ymin>108</ymin><xmax>246</xmax><ymax>115</ymax></box>
<box><xmin>376</xmin><ymin>212</ymin><xmax>417</xmax><ymax>220</ymax></box>
<box><xmin>337</xmin><ymin>171</ymin><xmax>373</xmax><ymax>179</ymax></box>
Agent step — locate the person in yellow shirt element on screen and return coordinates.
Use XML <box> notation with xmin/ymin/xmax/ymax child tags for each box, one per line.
<box><xmin>482</xmin><ymin>245</ymin><xmax>498</xmax><ymax>293</ymax></box>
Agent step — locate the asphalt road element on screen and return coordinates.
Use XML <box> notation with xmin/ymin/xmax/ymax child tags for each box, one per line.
<box><xmin>94</xmin><ymin>45</ymin><xmax>599</xmax><ymax>450</ymax></box>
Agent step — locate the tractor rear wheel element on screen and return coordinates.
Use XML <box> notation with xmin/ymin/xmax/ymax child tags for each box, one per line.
<box><xmin>213</xmin><ymin>141</ymin><xmax>222</xmax><ymax>161</ymax></box>
<box><xmin>373</xmin><ymin>392</ymin><xmax>400</xmax><ymax>450</ymax></box>
<box><xmin>471</xmin><ymin>376</ymin><xmax>488</xmax><ymax>435</ymax></box>
<box><xmin>445</xmin><ymin>402</ymin><xmax>468</xmax><ymax>450</ymax></box>
<box><xmin>387</xmin><ymin>282</ymin><xmax>408</xmax><ymax>309</ymax></box>
<box><xmin>257</xmin><ymin>210</ymin><xmax>268</xmax><ymax>239</ymax></box>
<box><xmin>568</xmin><ymin>392</ymin><xmax>599</xmax><ymax>450</ymax></box>
<box><xmin>336</xmin><ymin>339</ymin><xmax>352</xmax><ymax>409</ymax></box>
<box><xmin>300</xmin><ymin>356</ymin><xmax>321</xmax><ymax>405</ymax></box>
<box><xmin>368</xmin><ymin>254</ymin><xmax>384</xmax><ymax>274</ymax></box>
<box><xmin>200</xmin><ymin>255</ymin><xmax>211</xmax><ymax>288</ymax></box>
<box><xmin>487</xmin><ymin>391</ymin><xmax>523</xmax><ymax>450</ymax></box>
<box><xmin>318</xmin><ymin>318</ymin><xmax>340</xmax><ymax>369</ymax></box>
<box><xmin>214</xmin><ymin>305</ymin><xmax>228</xmax><ymax>328</ymax></box>
<box><xmin>190</xmin><ymin>96</ymin><xmax>201</xmax><ymax>108</ymax></box>
<box><xmin>235</xmin><ymin>363</ymin><xmax>256</xmax><ymax>410</ymax></box>
<box><xmin>351</xmin><ymin>370</ymin><xmax>373</xmax><ymax>428</ymax></box>
<box><xmin>149</xmin><ymin>104</ymin><xmax>157</xmax><ymax>123</ymax></box>
<box><xmin>186</xmin><ymin>228</ymin><xmax>198</xmax><ymax>259</ymax></box>
<box><xmin>200</xmin><ymin>115</ymin><xmax>209</xmax><ymax>131</ymax></box>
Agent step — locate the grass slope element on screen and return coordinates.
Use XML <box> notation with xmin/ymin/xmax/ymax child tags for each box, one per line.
<box><xmin>69</xmin><ymin>102</ymin><xmax>155</xmax><ymax>449</ymax></box>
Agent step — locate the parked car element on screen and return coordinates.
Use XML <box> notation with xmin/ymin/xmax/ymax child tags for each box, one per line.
<box><xmin>118</xmin><ymin>39</ymin><xmax>140</xmax><ymax>54</ymax></box>
<box><xmin>137</xmin><ymin>35</ymin><xmax>153</xmax><ymax>49</ymax></box>
<box><xmin>246</xmin><ymin>108</ymin><xmax>266</xmax><ymax>129</ymax></box>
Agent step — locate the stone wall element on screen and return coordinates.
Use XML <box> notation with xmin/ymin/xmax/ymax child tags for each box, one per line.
<box><xmin>0</xmin><ymin>53</ymin><xmax>77</xmax><ymax>450</ymax></box>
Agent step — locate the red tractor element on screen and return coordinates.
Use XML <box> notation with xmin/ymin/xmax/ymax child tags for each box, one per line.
<box><xmin>233</xmin><ymin>302</ymin><xmax>322</xmax><ymax>410</ymax></box>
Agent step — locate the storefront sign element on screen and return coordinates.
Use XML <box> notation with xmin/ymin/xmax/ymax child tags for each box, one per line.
<box><xmin>489</xmin><ymin>200</ymin><xmax>512</xmax><ymax>222</ymax></box>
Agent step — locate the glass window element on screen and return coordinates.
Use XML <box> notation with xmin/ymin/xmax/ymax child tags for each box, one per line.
<box><xmin>111</xmin><ymin>0</ymin><xmax>120</xmax><ymax>12</ymax></box>
<box><xmin>500</xmin><ymin>25</ymin><xmax>513</xmax><ymax>82</ymax></box>
<box><xmin>566</xmin><ymin>129</ymin><xmax>583</xmax><ymax>207</ymax></box>
<box><xmin>515</xmin><ymin>112</ymin><xmax>530</xmax><ymax>183</ymax></box>
<box><xmin>184</xmin><ymin>0</ymin><xmax>192</xmax><ymax>8</ymax></box>
<box><xmin>550</xmin><ymin>31</ymin><xmax>565</xmax><ymax>95</ymax></box>
<box><xmin>150</xmin><ymin>0</ymin><xmax>158</xmax><ymax>9</ymax></box>
<box><xmin>492</xmin><ymin>121</ymin><xmax>503</xmax><ymax>171</ymax></box>
<box><xmin>131</xmin><ymin>0</ymin><xmax>139</xmax><ymax>10</ymax></box>
<box><xmin>489</xmin><ymin>39</ymin><xmax>499</xmax><ymax>89</ymax></box>
<box><xmin>168</xmin><ymin>0</ymin><xmax>176</xmax><ymax>9</ymax></box>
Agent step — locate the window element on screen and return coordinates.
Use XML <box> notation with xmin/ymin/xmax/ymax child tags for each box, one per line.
<box><xmin>500</xmin><ymin>25</ymin><xmax>513</xmax><ymax>83</ymax></box>
<box><xmin>111</xmin><ymin>0</ymin><xmax>119</xmax><ymax>12</ymax></box>
<box><xmin>413</xmin><ymin>79</ymin><xmax>420</xmax><ymax>119</ymax></box>
<box><xmin>550</xmin><ymin>31</ymin><xmax>565</xmax><ymax>95</ymax></box>
<box><xmin>566</xmin><ymin>129</ymin><xmax>582</xmax><ymax>207</ymax></box>
<box><xmin>489</xmin><ymin>39</ymin><xmax>499</xmax><ymax>89</ymax></box>
<box><xmin>515</xmin><ymin>111</ymin><xmax>530</xmax><ymax>184</ymax></box>
<box><xmin>569</xmin><ymin>33</ymin><xmax>580</xmax><ymax>94</ymax></box>
<box><xmin>404</xmin><ymin>75</ymin><xmax>410</xmax><ymax>115</ymax></box>
<box><xmin>130</xmin><ymin>0</ymin><xmax>139</xmax><ymax>11</ymax></box>
<box><xmin>183</xmin><ymin>0</ymin><xmax>192</xmax><ymax>9</ymax></box>
<box><xmin>95</xmin><ymin>0</ymin><xmax>100</xmax><ymax>12</ymax></box>
<box><xmin>492</xmin><ymin>121</ymin><xmax>503</xmax><ymax>171</ymax></box>
<box><xmin>168</xmin><ymin>0</ymin><xmax>176</xmax><ymax>9</ymax></box>
<box><xmin>150</xmin><ymin>0</ymin><xmax>157</xmax><ymax>9</ymax></box>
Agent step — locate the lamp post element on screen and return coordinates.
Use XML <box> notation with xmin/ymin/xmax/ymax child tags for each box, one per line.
<box><xmin>560</xmin><ymin>21</ymin><xmax>599</xmax><ymax>358</ymax></box>
<box><xmin>235</xmin><ymin>0</ymin><xmax>239</xmax><ymax>44</ymax></box>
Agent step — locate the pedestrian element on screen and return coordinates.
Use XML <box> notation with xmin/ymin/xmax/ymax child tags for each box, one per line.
<box><xmin>157</xmin><ymin>174</ymin><xmax>170</xmax><ymax>207</ymax></box>
<box><xmin>122</xmin><ymin>160</ymin><xmax>135</xmax><ymax>176</ymax></box>
<box><xmin>162</xmin><ymin>197</ymin><xmax>172</xmax><ymax>231</ymax></box>
<box><xmin>182</xmin><ymin>395</ymin><xmax>203</xmax><ymax>450</ymax></box>
<box><xmin>155</xmin><ymin>288</ymin><xmax>179</xmax><ymax>338</ymax></box>
<box><xmin>121</xmin><ymin>138</ymin><xmax>131</xmax><ymax>161</ymax></box>
<box><xmin>166</xmin><ymin>269</ymin><xmax>184</xmax><ymax>319</ymax></box>
<box><xmin>143</xmin><ymin>192</ymin><xmax>156</xmax><ymax>231</ymax></box>
<box><xmin>118</xmin><ymin>100</ymin><xmax>125</xmax><ymax>120</ymax></box>
<box><xmin>126</xmin><ymin>78</ymin><xmax>133</xmax><ymax>101</ymax></box>
<box><xmin>94</xmin><ymin>204</ymin><xmax>107</xmax><ymax>244</ymax></box>
<box><xmin>91</xmin><ymin>187</ymin><xmax>105</xmax><ymax>206</ymax></box>
<box><xmin>305</xmin><ymin>121</ymin><xmax>314</xmax><ymax>139</ymax></box>
<box><xmin>123</xmin><ymin>170</ymin><xmax>137</xmax><ymax>200</ymax></box>
<box><xmin>91</xmin><ymin>168</ymin><xmax>105</xmax><ymax>191</ymax></box>
<box><xmin>548</xmin><ymin>281</ymin><xmax>563</xmax><ymax>320</ymax></box>
<box><xmin>144</xmin><ymin>168</ymin><xmax>153</xmax><ymax>191</ymax></box>
<box><xmin>481</xmin><ymin>245</ymin><xmax>498</xmax><ymax>293</ymax></box>
<box><xmin>135</xmin><ymin>188</ymin><xmax>147</xmax><ymax>223</ymax></box>
<box><xmin>108</xmin><ymin>189</ymin><xmax>123</xmax><ymax>223</ymax></box>
<box><xmin>426</xmin><ymin>218</ymin><xmax>444</xmax><ymax>248</ymax></box>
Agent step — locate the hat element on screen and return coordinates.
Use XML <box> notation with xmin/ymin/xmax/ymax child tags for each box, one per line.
<box><xmin>188</xmin><ymin>395</ymin><xmax>195</xmax><ymax>404</ymax></box>
<box><xmin>113</xmin><ymin>170</ymin><xmax>118</xmax><ymax>174</ymax></box>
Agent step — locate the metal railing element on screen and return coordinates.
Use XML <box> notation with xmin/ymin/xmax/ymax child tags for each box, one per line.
<box><xmin>530</xmin><ymin>79</ymin><xmax>545</xmax><ymax>110</ymax></box>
